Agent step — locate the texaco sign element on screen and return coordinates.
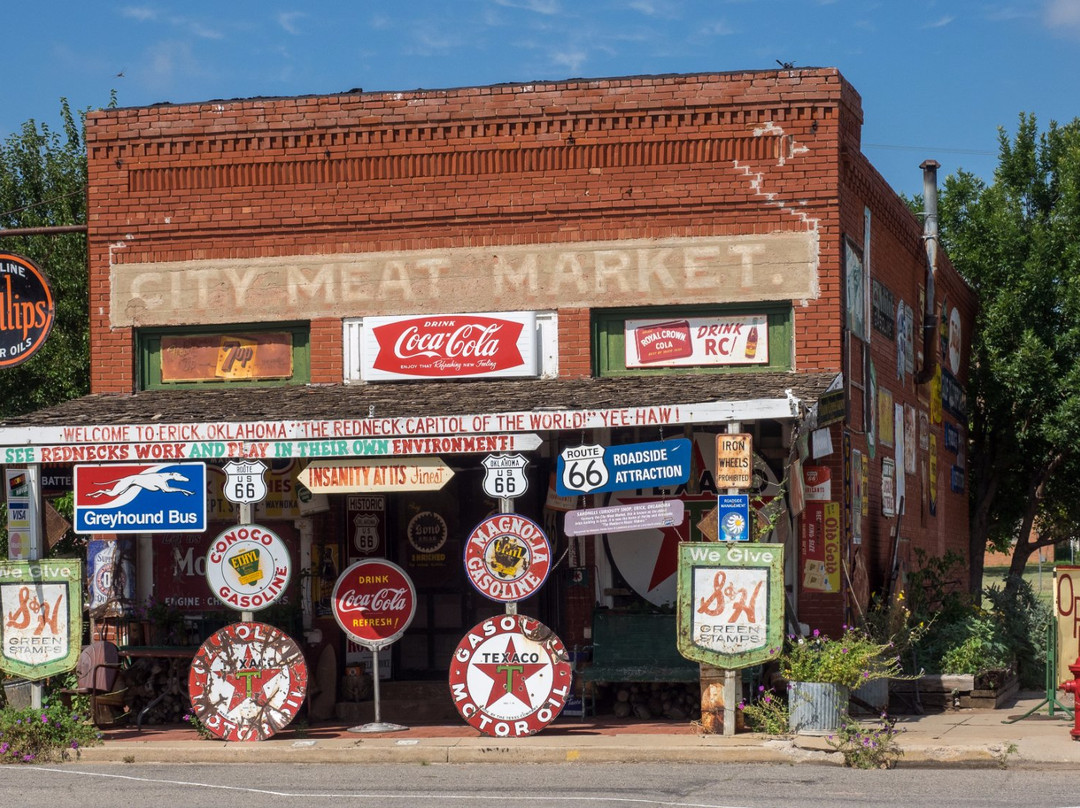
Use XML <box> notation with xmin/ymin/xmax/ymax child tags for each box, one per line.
<box><xmin>463</xmin><ymin>514</ymin><xmax>551</xmax><ymax>602</ymax></box>
<box><xmin>449</xmin><ymin>614</ymin><xmax>572</xmax><ymax>737</ymax></box>
<box><xmin>188</xmin><ymin>622</ymin><xmax>308</xmax><ymax>741</ymax></box>
<box><xmin>205</xmin><ymin>523</ymin><xmax>291</xmax><ymax>611</ymax></box>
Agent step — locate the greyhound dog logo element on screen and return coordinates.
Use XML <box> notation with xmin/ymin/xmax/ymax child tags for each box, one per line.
<box><xmin>84</xmin><ymin>467</ymin><xmax>194</xmax><ymax>508</ymax></box>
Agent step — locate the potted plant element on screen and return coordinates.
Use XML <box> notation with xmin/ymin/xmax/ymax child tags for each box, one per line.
<box><xmin>779</xmin><ymin>626</ymin><xmax>904</xmax><ymax>733</ymax></box>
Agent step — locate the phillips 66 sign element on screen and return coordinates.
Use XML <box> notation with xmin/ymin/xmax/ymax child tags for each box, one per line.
<box><xmin>675</xmin><ymin>542</ymin><xmax>784</xmax><ymax>669</ymax></box>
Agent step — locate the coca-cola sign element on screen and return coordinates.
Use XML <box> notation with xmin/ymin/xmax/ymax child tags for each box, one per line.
<box><xmin>331</xmin><ymin>559</ymin><xmax>416</xmax><ymax>649</ymax></box>
<box><xmin>362</xmin><ymin>311</ymin><xmax>538</xmax><ymax>380</ymax></box>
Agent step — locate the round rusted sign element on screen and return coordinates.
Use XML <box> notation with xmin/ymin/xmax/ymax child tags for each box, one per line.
<box><xmin>449</xmin><ymin>614</ymin><xmax>572</xmax><ymax>737</ymax></box>
<box><xmin>463</xmin><ymin>513</ymin><xmax>551</xmax><ymax>602</ymax></box>
<box><xmin>0</xmin><ymin>253</ymin><xmax>55</xmax><ymax>368</ymax></box>
<box><xmin>204</xmin><ymin>523</ymin><xmax>291</xmax><ymax>612</ymax></box>
<box><xmin>187</xmin><ymin>622</ymin><xmax>308</xmax><ymax>742</ymax></box>
<box><xmin>331</xmin><ymin>558</ymin><xmax>416</xmax><ymax>649</ymax></box>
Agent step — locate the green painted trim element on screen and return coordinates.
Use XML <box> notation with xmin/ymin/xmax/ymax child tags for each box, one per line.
<box><xmin>0</xmin><ymin>559</ymin><xmax>83</xmax><ymax>681</ymax></box>
<box><xmin>592</xmin><ymin>304</ymin><xmax>793</xmax><ymax>377</ymax></box>
<box><xmin>139</xmin><ymin>323</ymin><xmax>311</xmax><ymax>390</ymax></box>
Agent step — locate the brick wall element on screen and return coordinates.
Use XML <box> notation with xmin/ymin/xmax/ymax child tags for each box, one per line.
<box><xmin>85</xmin><ymin>69</ymin><xmax>850</xmax><ymax>391</ymax></box>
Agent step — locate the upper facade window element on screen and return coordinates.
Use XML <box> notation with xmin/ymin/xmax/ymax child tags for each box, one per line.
<box><xmin>139</xmin><ymin>324</ymin><xmax>310</xmax><ymax>389</ymax></box>
<box><xmin>593</xmin><ymin>305</ymin><xmax>793</xmax><ymax>377</ymax></box>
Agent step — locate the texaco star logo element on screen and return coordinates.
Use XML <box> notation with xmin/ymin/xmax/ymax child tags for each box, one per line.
<box><xmin>449</xmin><ymin>614</ymin><xmax>571</xmax><ymax>737</ymax></box>
<box><xmin>188</xmin><ymin>622</ymin><xmax>307</xmax><ymax>742</ymax></box>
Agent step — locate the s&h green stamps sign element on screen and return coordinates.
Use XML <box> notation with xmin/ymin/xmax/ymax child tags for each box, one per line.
<box><xmin>0</xmin><ymin>560</ymin><xmax>82</xmax><ymax>680</ymax></box>
<box><xmin>676</xmin><ymin>543</ymin><xmax>784</xmax><ymax>669</ymax></box>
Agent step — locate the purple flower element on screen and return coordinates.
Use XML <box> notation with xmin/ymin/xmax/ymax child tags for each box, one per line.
<box><xmin>812</xmin><ymin>629</ymin><xmax>820</xmax><ymax>638</ymax></box>
<box><xmin>22</xmin><ymin>754</ymin><xmax>34</xmax><ymax>762</ymax></box>
<box><xmin>41</xmin><ymin>715</ymin><xmax>48</xmax><ymax>724</ymax></box>
<box><xmin>70</xmin><ymin>741</ymin><xmax>79</xmax><ymax>750</ymax></box>
<box><xmin>0</xmin><ymin>742</ymin><xmax>9</xmax><ymax>754</ymax></box>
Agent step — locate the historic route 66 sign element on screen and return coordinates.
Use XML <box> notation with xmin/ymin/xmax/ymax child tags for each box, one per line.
<box><xmin>222</xmin><ymin>460</ymin><xmax>268</xmax><ymax>505</ymax></box>
<box><xmin>557</xmin><ymin>444</ymin><xmax>609</xmax><ymax>495</ymax></box>
<box><xmin>481</xmin><ymin>453</ymin><xmax>529</xmax><ymax>499</ymax></box>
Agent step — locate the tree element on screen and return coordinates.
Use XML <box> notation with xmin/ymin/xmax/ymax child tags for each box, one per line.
<box><xmin>937</xmin><ymin>113</ymin><xmax>1080</xmax><ymax>597</ymax></box>
<box><xmin>0</xmin><ymin>99</ymin><xmax>89</xmax><ymax>418</ymax></box>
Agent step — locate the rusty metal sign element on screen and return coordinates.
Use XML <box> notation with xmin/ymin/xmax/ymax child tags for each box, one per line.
<box><xmin>449</xmin><ymin>614</ymin><xmax>572</xmax><ymax>737</ymax></box>
<box><xmin>188</xmin><ymin>622</ymin><xmax>307</xmax><ymax>741</ymax></box>
<box><xmin>676</xmin><ymin>542</ymin><xmax>784</xmax><ymax>669</ymax></box>
<box><xmin>715</xmin><ymin>433</ymin><xmax>753</xmax><ymax>489</ymax></box>
<box><xmin>204</xmin><ymin>523</ymin><xmax>291</xmax><ymax>612</ymax></box>
<box><xmin>463</xmin><ymin>514</ymin><xmax>551</xmax><ymax>602</ymax></box>
<box><xmin>0</xmin><ymin>559</ymin><xmax>82</xmax><ymax>680</ymax></box>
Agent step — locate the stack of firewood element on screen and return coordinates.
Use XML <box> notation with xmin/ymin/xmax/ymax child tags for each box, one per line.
<box><xmin>595</xmin><ymin>681</ymin><xmax>702</xmax><ymax>721</ymax></box>
<box><xmin>121</xmin><ymin>657</ymin><xmax>191</xmax><ymax>724</ymax></box>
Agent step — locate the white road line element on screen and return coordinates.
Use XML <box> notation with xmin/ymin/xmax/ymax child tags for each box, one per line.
<box><xmin>13</xmin><ymin>767</ymin><xmax>752</xmax><ymax>808</ymax></box>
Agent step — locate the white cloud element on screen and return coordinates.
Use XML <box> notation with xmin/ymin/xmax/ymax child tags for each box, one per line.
<box><xmin>493</xmin><ymin>0</ymin><xmax>561</xmax><ymax>15</ymax></box>
<box><xmin>277</xmin><ymin>12</ymin><xmax>306</xmax><ymax>35</ymax></box>
<box><xmin>922</xmin><ymin>15</ymin><xmax>955</xmax><ymax>28</ymax></box>
<box><xmin>121</xmin><ymin>6</ymin><xmax>158</xmax><ymax>22</ymax></box>
<box><xmin>701</xmin><ymin>19</ymin><xmax>735</xmax><ymax>35</ymax></box>
<box><xmin>628</xmin><ymin>0</ymin><xmax>681</xmax><ymax>17</ymax></box>
<box><xmin>550</xmin><ymin>48</ymin><xmax>588</xmax><ymax>72</ymax></box>
<box><xmin>1045</xmin><ymin>0</ymin><xmax>1080</xmax><ymax>27</ymax></box>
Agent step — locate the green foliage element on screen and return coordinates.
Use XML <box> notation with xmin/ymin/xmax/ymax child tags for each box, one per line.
<box><xmin>938</xmin><ymin>113</ymin><xmax>1080</xmax><ymax>585</ymax></box>
<box><xmin>826</xmin><ymin>714</ymin><xmax>905</xmax><ymax>769</ymax></box>
<box><xmin>982</xmin><ymin>579</ymin><xmax>1051</xmax><ymax>688</ymax></box>
<box><xmin>182</xmin><ymin>711</ymin><xmax>214</xmax><ymax>739</ymax></box>
<box><xmin>738</xmin><ymin>686</ymin><xmax>789</xmax><ymax>734</ymax></box>
<box><xmin>0</xmin><ymin>695</ymin><xmax>101</xmax><ymax>763</ymax></box>
<box><xmin>778</xmin><ymin>627</ymin><xmax>905</xmax><ymax>689</ymax></box>
<box><xmin>0</xmin><ymin>99</ymin><xmax>90</xmax><ymax>418</ymax></box>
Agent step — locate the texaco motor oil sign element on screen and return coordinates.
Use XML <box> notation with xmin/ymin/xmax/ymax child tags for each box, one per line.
<box><xmin>449</xmin><ymin>614</ymin><xmax>572</xmax><ymax>737</ymax></box>
<box><xmin>675</xmin><ymin>542</ymin><xmax>784</xmax><ymax>669</ymax></box>
<box><xmin>188</xmin><ymin>622</ymin><xmax>307</xmax><ymax>741</ymax></box>
<box><xmin>0</xmin><ymin>559</ymin><xmax>82</xmax><ymax>680</ymax></box>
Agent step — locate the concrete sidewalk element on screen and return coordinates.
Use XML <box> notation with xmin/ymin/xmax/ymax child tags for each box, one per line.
<box><xmin>73</xmin><ymin>693</ymin><xmax>1080</xmax><ymax>768</ymax></box>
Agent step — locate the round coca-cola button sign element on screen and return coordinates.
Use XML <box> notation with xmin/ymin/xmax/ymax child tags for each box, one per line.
<box><xmin>331</xmin><ymin>559</ymin><xmax>416</xmax><ymax>648</ymax></box>
<box><xmin>463</xmin><ymin>513</ymin><xmax>551</xmax><ymax>602</ymax></box>
<box><xmin>449</xmin><ymin>614</ymin><xmax>572</xmax><ymax>737</ymax></box>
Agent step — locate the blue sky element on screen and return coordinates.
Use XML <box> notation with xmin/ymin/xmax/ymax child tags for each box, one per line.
<box><xmin>4</xmin><ymin>1</ymin><xmax>1079</xmax><ymax>198</ymax></box>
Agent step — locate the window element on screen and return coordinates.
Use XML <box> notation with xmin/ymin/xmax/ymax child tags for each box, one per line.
<box><xmin>139</xmin><ymin>323</ymin><xmax>310</xmax><ymax>389</ymax></box>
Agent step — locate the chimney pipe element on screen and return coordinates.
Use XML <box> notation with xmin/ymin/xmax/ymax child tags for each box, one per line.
<box><xmin>915</xmin><ymin>160</ymin><xmax>940</xmax><ymax>384</ymax></box>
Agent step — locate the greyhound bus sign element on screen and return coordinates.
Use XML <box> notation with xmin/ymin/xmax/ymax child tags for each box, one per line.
<box><xmin>74</xmin><ymin>463</ymin><xmax>207</xmax><ymax>534</ymax></box>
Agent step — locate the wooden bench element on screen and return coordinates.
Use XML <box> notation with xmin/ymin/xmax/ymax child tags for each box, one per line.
<box><xmin>578</xmin><ymin>611</ymin><xmax>699</xmax><ymax>717</ymax></box>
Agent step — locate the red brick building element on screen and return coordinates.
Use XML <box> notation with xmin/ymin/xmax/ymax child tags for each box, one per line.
<box><xmin>0</xmin><ymin>68</ymin><xmax>974</xmax><ymax>717</ymax></box>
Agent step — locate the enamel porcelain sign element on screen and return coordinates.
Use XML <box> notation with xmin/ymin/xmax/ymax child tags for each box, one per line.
<box><xmin>362</xmin><ymin>311</ymin><xmax>538</xmax><ymax>380</ymax></box>
<box><xmin>449</xmin><ymin>614</ymin><xmax>572</xmax><ymax>737</ymax></box>
<box><xmin>0</xmin><ymin>253</ymin><xmax>54</xmax><ymax>369</ymax></box>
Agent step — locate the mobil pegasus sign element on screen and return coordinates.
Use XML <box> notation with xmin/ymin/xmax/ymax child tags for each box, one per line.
<box><xmin>74</xmin><ymin>463</ymin><xmax>207</xmax><ymax>534</ymax></box>
<box><xmin>361</xmin><ymin>311</ymin><xmax>538</xmax><ymax>380</ymax></box>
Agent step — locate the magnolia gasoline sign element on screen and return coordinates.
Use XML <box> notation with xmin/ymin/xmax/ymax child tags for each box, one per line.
<box><xmin>675</xmin><ymin>542</ymin><xmax>784</xmax><ymax>669</ymax></box>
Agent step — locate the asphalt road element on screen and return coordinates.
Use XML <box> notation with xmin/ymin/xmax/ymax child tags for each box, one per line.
<box><xmin>3</xmin><ymin>762</ymin><xmax>1080</xmax><ymax>808</ymax></box>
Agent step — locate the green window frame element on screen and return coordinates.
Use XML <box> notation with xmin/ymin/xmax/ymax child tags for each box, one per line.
<box><xmin>593</xmin><ymin>304</ymin><xmax>793</xmax><ymax>377</ymax></box>
<box><xmin>138</xmin><ymin>322</ymin><xmax>311</xmax><ymax>390</ymax></box>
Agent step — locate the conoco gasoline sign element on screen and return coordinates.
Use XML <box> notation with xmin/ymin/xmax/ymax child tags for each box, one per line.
<box><xmin>463</xmin><ymin>514</ymin><xmax>551</xmax><ymax>602</ymax></box>
<box><xmin>187</xmin><ymin>622</ymin><xmax>308</xmax><ymax>741</ymax></box>
<box><xmin>205</xmin><ymin>523</ymin><xmax>291</xmax><ymax>611</ymax></box>
<box><xmin>331</xmin><ymin>559</ymin><xmax>416</xmax><ymax>648</ymax></box>
<box><xmin>449</xmin><ymin>614</ymin><xmax>572</xmax><ymax>737</ymax></box>
<box><xmin>0</xmin><ymin>253</ymin><xmax>54</xmax><ymax>368</ymax></box>
<box><xmin>675</xmin><ymin>542</ymin><xmax>784</xmax><ymax>669</ymax></box>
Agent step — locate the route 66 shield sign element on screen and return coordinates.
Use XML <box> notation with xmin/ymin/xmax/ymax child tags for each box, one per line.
<box><xmin>222</xmin><ymin>460</ymin><xmax>268</xmax><ymax>505</ymax></box>
<box><xmin>557</xmin><ymin>444</ymin><xmax>609</xmax><ymax>495</ymax></box>
<box><xmin>481</xmin><ymin>453</ymin><xmax>530</xmax><ymax>499</ymax></box>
